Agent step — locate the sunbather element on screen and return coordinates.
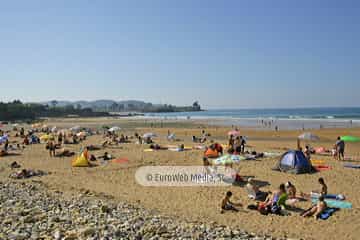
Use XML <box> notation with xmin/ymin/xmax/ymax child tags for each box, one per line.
<box><xmin>98</xmin><ymin>152</ymin><xmax>112</xmax><ymax>161</ymax></box>
<box><xmin>86</xmin><ymin>145</ymin><xmax>102</xmax><ymax>151</ymax></box>
<box><xmin>246</xmin><ymin>178</ymin><xmax>268</xmax><ymax>201</ymax></box>
<box><xmin>301</xmin><ymin>177</ymin><xmax>328</xmax><ymax>199</ymax></box>
<box><xmin>149</xmin><ymin>144</ymin><xmax>168</xmax><ymax>150</ymax></box>
<box><xmin>285</xmin><ymin>181</ymin><xmax>297</xmax><ymax>199</ymax></box>
<box><xmin>285</xmin><ymin>181</ymin><xmax>300</xmax><ymax>205</ymax></box>
<box><xmin>55</xmin><ymin>148</ymin><xmax>75</xmax><ymax>157</ymax></box>
<box><xmin>301</xmin><ymin>196</ymin><xmax>327</xmax><ymax>219</ymax></box>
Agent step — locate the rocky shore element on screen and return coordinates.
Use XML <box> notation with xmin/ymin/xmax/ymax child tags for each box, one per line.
<box><xmin>0</xmin><ymin>180</ymin><xmax>286</xmax><ymax>240</ymax></box>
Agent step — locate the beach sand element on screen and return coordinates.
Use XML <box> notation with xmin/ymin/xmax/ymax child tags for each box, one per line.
<box><xmin>1</xmin><ymin>117</ymin><xmax>359</xmax><ymax>239</ymax></box>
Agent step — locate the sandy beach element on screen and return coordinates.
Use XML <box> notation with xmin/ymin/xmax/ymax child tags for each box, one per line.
<box><xmin>1</xmin><ymin>117</ymin><xmax>360</xmax><ymax>240</ymax></box>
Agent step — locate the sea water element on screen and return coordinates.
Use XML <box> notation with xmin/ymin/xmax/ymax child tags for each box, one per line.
<box><xmin>144</xmin><ymin>107</ymin><xmax>360</xmax><ymax>130</ymax></box>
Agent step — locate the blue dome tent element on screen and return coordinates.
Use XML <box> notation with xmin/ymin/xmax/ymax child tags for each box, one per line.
<box><xmin>274</xmin><ymin>150</ymin><xmax>314</xmax><ymax>174</ymax></box>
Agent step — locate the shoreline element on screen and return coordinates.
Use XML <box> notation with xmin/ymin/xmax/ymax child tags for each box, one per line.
<box><xmin>133</xmin><ymin>116</ymin><xmax>359</xmax><ymax>130</ymax></box>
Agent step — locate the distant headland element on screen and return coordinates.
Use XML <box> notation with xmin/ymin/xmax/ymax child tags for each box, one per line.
<box><xmin>0</xmin><ymin>100</ymin><xmax>202</xmax><ymax>121</ymax></box>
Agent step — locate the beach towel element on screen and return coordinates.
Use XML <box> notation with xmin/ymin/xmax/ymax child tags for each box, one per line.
<box><xmin>314</xmin><ymin>147</ymin><xmax>327</xmax><ymax>154</ymax></box>
<box><xmin>319</xmin><ymin>208</ymin><xmax>339</xmax><ymax>220</ymax></box>
<box><xmin>311</xmin><ymin>198</ymin><xmax>352</xmax><ymax>209</ymax></box>
<box><xmin>168</xmin><ymin>147</ymin><xmax>191</xmax><ymax>152</ymax></box>
<box><xmin>311</xmin><ymin>159</ymin><xmax>325</xmax><ymax>165</ymax></box>
<box><xmin>314</xmin><ymin>165</ymin><xmax>331</xmax><ymax>171</ymax></box>
<box><xmin>263</xmin><ymin>152</ymin><xmax>282</xmax><ymax>158</ymax></box>
<box><xmin>344</xmin><ymin>155</ymin><xmax>360</xmax><ymax>161</ymax></box>
<box><xmin>144</xmin><ymin>149</ymin><xmax>154</xmax><ymax>152</ymax></box>
<box><xmin>112</xmin><ymin>158</ymin><xmax>129</xmax><ymax>164</ymax></box>
<box><xmin>311</xmin><ymin>193</ymin><xmax>346</xmax><ymax>201</ymax></box>
<box><xmin>344</xmin><ymin>163</ymin><xmax>360</xmax><ymax>169</ymax></box>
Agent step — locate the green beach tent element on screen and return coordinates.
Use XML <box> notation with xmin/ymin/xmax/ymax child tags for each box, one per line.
<box><xmin>341</xmin><ymin>136</ymin><xmax>360</xmax><ymax>143</ymax></box>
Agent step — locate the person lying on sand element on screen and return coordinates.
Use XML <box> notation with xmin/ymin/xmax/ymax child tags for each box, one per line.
<box><xmin>55</xmin><ymin>148</ymin><xmax>75</xmax><ymax>157</ymax></box>
<box><xmin>98</xmin><ymin>152</ymin><xmax>113</xmax><ymax>161</ymax></box>
<box><xmin>301</xmin><ymin>195</ymin><xmax>327</xmax><ymax>219</ymax></box>
<box><xmin>149</xmin><ymin>144</ymin><xmax>168</xmax><ymax>150</ymax></box>
<box><xmin>0</xmin><ymin>149</ymin><xmax>8</xmax><ymax>157</ymax></box>
<box><xmin>246</xmin><ymin>178</ymin><xmax>268</xmax><ymax>201</ymax></box>
<box><xmin>301</xmin><ymin>178</ymin><xmax>328</xmax><ymax>199</ymax></box>
<box><xmin>86</xmin><ymin>145</ymin><xmax>102</xmax><ymax>151</ymax></box>
<box><xmin>221</xmin><ymin>191</ymin><xmax>242</xmax><ymax>213</ymax></box>
<box><xmin>9</xmin><ymin>169</ymin><xmax>47</xmax><ymax>179</ymax></box>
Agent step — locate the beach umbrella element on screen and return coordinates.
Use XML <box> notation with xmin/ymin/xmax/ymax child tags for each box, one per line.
<box><xmin>167</xmin><ymin>133</ymin><xmax>176</xmax><ymax>140</ymax></box>
<box><xmin>298</xmin><ymin>132</ymin><xmax>320</xmax><ymax>141</ymax></box>
<box><xmin>341</xmin><ymin>136</ymin><xmax>360</xmax><ymax>143</ymax></box>
<box><xmin>143</xmin><ymin>133</ymin><xmax>157</xmax><ymax>138</ymax></box>
<box><xmin>102</xmin><ymin>125</ymin><xmax>110</xmax><ymax>130</ymax></box>
<box><xmin>108</xmin><ymin>126</ymin><xmax>121</xmax><ymax>132</ymax></box>
<box><xmin>228</xmin><ymin>130</ymin><xmax>240</xmax><ymax>136</ymax></box>
<box><xmin>0</xmin><ymin>135</ymin><xmax>8</xmax><ymax>144</ymax></box>
<box><xmin>213</xmin><ymin>155</ymin><xmax>242</xmax><ymax>165</ymax></box>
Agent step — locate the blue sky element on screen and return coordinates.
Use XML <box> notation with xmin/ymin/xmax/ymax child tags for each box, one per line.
<box><xmin>1</xmin><ymin>0</ymin><xmax>359</xmax><ymax>108</ymax></box>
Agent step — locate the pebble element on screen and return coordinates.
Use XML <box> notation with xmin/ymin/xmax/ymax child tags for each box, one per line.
<box><xmin>0</xmin><ymin>181</ymin><xmax>288</xmax><ymax>240</ymax></box>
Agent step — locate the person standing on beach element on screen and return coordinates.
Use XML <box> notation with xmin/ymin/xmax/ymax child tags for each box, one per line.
<box><xmin>304</xmin><ymin>145</ymin><xmax>311</xmax><ymax>161</ymax></box>
<box><xmin>240</xmin><ymin>136</ymin><xmax>246</xmax><ymax>154</ymax></box>
<box><xmin>335</xmin><ymin>137</ymin><xmax>345</xmax><ymax>161</ymax></box>
<box><xmin>228</xmin><ymin>135</ymin><xmax>235</xmax><ymax>149</ymax></box>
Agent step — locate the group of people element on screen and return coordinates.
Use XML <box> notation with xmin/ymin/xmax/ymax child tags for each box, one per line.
<box><xmin>299</xmin><ymin>136</ymin><xmax>346</xmax><ymax>162</ymax></box>
<box><xmin>228</xmin><ymin>135</ymin><xmax>246</xmax><ymax>154</ymax></box>
<box><xmin>221</xmin><ymin>177</ymin><xmax>329</xmax><ymax>220</ymax></box>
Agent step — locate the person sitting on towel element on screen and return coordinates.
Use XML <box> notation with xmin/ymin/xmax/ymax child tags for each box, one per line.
<box><xmin>263</xmin><ymin>184</ymin><xmax>287</xmax><ymax>213</ymax></box>
<box><xmin>301</xmin><ymin>178</ymin><xmax>328</xmax><ymax>199</ymax></box>
<box><xmin>221</xmin><ymin>191</ymin><xmax>242</xmax><ymax>213</ymax></box>
<box><xmin>285</xmin><ymin>181</ymin><xmax>297</xmax><ymax>199</ymax></box>
<box><xmin>301</xmin><ymin>195</ymin><xmax>327</xmax><ymax>219</ymax></box>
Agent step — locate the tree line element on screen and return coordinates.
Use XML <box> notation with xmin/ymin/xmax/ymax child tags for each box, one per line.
<box><xmin>0</xmin><ymin>100</ymin><xmax>109</xmax><ymax>121</ymax></box>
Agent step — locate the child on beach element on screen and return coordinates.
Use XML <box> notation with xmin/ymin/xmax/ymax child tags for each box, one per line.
<box><xmin>221</xmin><ymin>191</ymin><xmax>243</xmax><ymax>213</ymax></box>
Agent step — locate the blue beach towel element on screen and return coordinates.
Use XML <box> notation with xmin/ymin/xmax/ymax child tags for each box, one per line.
<box><xmin>319</xmin><ymin>208</ymin><xmax>339</xmax><ymax>220</ymax></box>
<box><xmin>311</xmin><ymin>198</ymin><xmax>352</xmax><ymax>209</ymax></box>
<box><xmin>344</xmin><ymin>163</ymin><xmax>360</xmax><ymax>169</ymax></box>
